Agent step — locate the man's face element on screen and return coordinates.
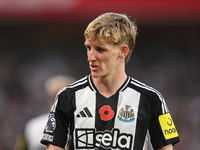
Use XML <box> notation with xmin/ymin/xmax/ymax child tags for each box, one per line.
<box><xmin>85</xmin><ymin>39</ymin><xmax>122</xmax><ymax>79</ymax></box>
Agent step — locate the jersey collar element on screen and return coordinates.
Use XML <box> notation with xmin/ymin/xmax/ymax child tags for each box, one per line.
<box><xmin>88</xmin><ymin>75</ymin><xmax>130</xmax><ymax>94</ymax></box>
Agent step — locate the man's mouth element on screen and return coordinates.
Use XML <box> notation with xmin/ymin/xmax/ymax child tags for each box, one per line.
<box><xmin>90</xmin><ymin>64</ymin><xmax>98</xmax><ymax>71</ymax></box>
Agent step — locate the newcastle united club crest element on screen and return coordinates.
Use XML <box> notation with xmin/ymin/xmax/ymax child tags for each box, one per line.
<box><xmin>117</xmin><ymin>105</ymin><xmax>135</xmax><ymax>122</ymax></box>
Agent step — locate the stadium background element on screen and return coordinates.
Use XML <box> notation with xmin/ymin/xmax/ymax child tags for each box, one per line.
<box><xmin>0</xmin><ymin>0</ymin><xmax>200</xmax><ymax>149</ymax></box>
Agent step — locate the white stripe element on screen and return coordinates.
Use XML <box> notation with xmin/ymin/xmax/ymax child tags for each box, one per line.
<box><xmin>74</xmin><ymin>86</ymin><xmax>96</xmax><ymax>147</ymax></box>
<box><xmin>71</xmin><ymin>76</ymin><xmax>87</xmax><ymax>85</ymax></box>
<box><xmin>119</xmin><ymin>76</ymin><xmax>130</xmax><ymax>92</ymax></box>
<box><xmin>130</xmin><ymin>78</ymin><xmax>168</xmax><ymax>114</ymax></box>
<box><xmin>144</xmin><ymin>130</ymin><xmax>154</xmax><ymax>150</ymax></box>
<box><xmin>74</xmin><ymin>86</ymin><xmax>96</xmax><ymax>128</ymax></box>
<box><xmin>114</xmin><ymin>87</ymin><xmax>141</xmax><ymax>150</ymax></box>
<box><xmin>69</xmin><ymin>80</ymin><xmax>87</xmax><ymax>88</ymax></box>
<box><xmin>88</xmin><ymin>75</ymin><xmax>96</xmax><ymax>92</ymax></box>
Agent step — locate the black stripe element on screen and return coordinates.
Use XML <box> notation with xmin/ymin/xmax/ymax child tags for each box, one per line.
<box><xmin>95</xmin><ymin>93</ymin><xmax>119</xmax><ymax>131</ymax></box>
<box><xmin>84</xmin><ymin>107</ymin><xmax>93</xmax><ymax>117</ymax></box>
<box><xmin>80</xmin><ymin>111</ymin><xmax>87</xmax><ymax>117</ymax></box>
<box><xmin>133</xmin><ymin>94</ymin><xmax>150</xmax><ymax>150</ymax></box>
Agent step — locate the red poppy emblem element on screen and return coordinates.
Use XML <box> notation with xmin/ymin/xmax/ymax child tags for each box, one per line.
<box><xmin>99</xmin><ymin>105</ymin><xmax>114</xmax><ymax>121</ymax></box>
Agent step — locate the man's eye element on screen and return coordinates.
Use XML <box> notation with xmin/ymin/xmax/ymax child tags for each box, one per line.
<box><xmin>96</xmin><ymin>48</ymin><xmax>104</xmax><ymax>52</ymax></box>
<box><xmin>86</xmin><ymin>46</ymin><xmax>91</xmax><ymax>51</ymax></box>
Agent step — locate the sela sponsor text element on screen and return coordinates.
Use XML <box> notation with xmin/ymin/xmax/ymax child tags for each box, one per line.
<box><xmin>75</xmin><ymin>128</ymin><xmax>133</xmax><ymax>149</ymax></box>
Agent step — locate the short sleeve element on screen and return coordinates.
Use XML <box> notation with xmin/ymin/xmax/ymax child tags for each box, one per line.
<box><xmin>149</xmin><ymin>93</ymin><xmax>180</xmax><ymax>149</ymax></box>
<box><xmin>40</xmin><ymin>90</ymin><xmax>70</xmax><ymax>148</ymax></box>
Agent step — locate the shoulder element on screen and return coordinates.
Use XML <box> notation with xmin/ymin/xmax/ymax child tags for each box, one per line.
<box><xmin>50</xmin><ymin>75</ymin><xmax>91</xmax><ymax>113</ymax></box>
<box><xmin>58</xmin><ymin>75</ymin><xmax>90</xmax><ymax>96</ymax></box>
<box><xmin>128</xmin><ymin>77</ymin><xmax>168</xmax><ymax>114</ymax></box>
<box><xmin>128</xmin><ymin>77</ymin><xmax>162</xmax><ymax>98</ymax></box>
<box><xmin>128</xmin><ymin>77</ymin><xmax>166</xmax><ymax>106</ymax></box>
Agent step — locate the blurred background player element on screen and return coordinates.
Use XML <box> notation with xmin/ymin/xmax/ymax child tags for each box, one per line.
<box><xmin>15</xmin><ymin>75</ymin><xmax>76</xmax><ymax>150</ymax></box>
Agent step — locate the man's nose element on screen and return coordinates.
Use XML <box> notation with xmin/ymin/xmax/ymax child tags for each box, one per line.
<box><xmin>87</xmin><ymin>49</ymin><xmax>96</xmax><ymax>62</ymax></box>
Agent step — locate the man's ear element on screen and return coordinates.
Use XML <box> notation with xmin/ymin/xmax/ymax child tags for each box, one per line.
<box><xmin>119</xmin><ymin>45</ymin><xmax>129</xmax><ymax>59</ymax></box>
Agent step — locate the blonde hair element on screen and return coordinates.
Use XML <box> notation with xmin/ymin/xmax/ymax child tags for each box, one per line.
<box><xmin>84</xmin><ymin>12</ymin><xmax>137</xmax><ymax>63</ymax></box>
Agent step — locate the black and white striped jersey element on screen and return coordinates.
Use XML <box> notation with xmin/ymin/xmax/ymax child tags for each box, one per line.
<box><xmin>41</xmin><ymin>75</ymin><xmax>179</xmax><ymax>150</ymax></box>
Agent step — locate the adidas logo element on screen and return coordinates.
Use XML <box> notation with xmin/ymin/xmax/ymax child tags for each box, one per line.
<box><xmin>76</xmin><ymin>107</ymin><xmax>93</xmax><ymax>118</ymax></box>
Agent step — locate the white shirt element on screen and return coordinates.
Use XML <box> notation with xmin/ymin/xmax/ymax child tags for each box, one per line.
<box><xmin>25</xmin><ymin>113</ymin><xmax>48</xmax><ymax>150</ymax></box>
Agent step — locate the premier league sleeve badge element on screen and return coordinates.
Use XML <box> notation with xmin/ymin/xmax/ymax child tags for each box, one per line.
<box><xmin>45</xmin><ymin>113</ymin><xmax>56</xmax><ymax>133</ymax></box>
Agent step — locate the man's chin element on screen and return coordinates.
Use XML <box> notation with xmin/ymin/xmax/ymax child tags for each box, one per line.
<box><xmin>91</xmin><ymin>74</ymin><xmax>99</xmax><ymax>78</ymax></box>
<box><xmin>91</xmin><ymin>72</ymin><xmax>100</xmax><ymax>78</ymax></box>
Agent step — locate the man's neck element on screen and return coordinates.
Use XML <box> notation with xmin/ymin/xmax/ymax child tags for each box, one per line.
<box><xmin>92</xmin><ymin>72</ymin><xmax>127</xmax><ymax>98</ymax></box>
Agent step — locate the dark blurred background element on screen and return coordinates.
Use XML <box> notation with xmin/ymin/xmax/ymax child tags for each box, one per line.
<box><xmin>0</xmin><ymin>0</ymin><xmax>200</xmax><ymax>149</ymax></box>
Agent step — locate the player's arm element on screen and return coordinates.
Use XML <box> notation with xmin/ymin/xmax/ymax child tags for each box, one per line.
<box><xmin>158</xmin><ymin>144</ymin><xmax>173</xmax><ymax>150</ymax></box>
<box><xmin>47</xmin><ymin>144</ymin><xmax>64</xmax><ymax>150</ymax></box>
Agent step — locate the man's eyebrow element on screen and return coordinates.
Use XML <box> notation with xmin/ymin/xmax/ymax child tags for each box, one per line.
<box><xmin>84</xmin><ymin>42</ymin><xmax>107</xmax><ymax>50</ymax></box>
<box><xmin>95</xmin><ymin>45</ymin><xmax>105</xmax><ymax>49</ymax></box>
